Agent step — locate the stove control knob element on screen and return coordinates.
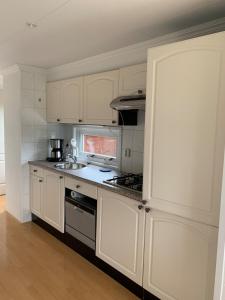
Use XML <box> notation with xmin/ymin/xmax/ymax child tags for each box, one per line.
<box><xmin>71</xmin><ymin>191</ymin><xmax>76</xmax><ymax>199</ymax></box>
<box><xmin>138</xmin><ymin>205</ymin><xmax>143</xmax><ymax>210</ymax></box>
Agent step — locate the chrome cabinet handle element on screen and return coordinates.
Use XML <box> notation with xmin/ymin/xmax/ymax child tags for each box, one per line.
<box><xmin>145</xmin><ymin>207</ymin><xmax>151</xmax><ymax>213</ymax></box>
<box><xmin>141</xmin><ymin>200</ymin><xmax>147</xmax><ymax>205</ymax></box>
<box><xmin>138</xmin><ymin>205</ymin><xmax>143</xmax><ymax>210</ymax></box>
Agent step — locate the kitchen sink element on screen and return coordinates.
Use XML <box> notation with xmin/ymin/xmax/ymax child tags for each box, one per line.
<box><xmin>54</xmin><ymin>162</ymin><xmax>86</xmax><ymax>170</ymax></box>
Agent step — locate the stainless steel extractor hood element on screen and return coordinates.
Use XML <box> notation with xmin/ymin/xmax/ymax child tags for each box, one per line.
<box><xmin>110</xmin><ymin>90</ymin><xmax>146</xmax><ymax>111</ymax></box>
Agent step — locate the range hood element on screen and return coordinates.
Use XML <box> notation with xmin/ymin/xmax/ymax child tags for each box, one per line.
<box><xmin>110</xmin><ymin>90</ymin><xmax>146</xmax><ymax>111</ymax></box>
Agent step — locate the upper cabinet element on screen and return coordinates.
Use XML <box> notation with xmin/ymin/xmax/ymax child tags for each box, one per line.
<box><xmin>46</xmin><ymin>63</ymin><xmax>147</xmax><ymax>126</ymax></box>
<box><xmin>119</xmin><ymin>63</ymin><xmax>147</xmax><ymax>96</ymax></box>
<box><xmin>143</xmin><ymin>32</ymin><xmax>225</xmax><ymax>226</ymax></box>
<box><xmin>60</xmin><ymin>77</ymin><xmax>83</xmax><ymax>123</ymax></box>
<box><xmin>83</xmin><ymin>70</ymin><xmax>119</xmax><ymax>126</ymax></box>
<box><xmin>47</xmin><ymin>77</ymin><xmax>83</xmax><ymax>123</ymax></box>
<box><xmin>47</xmin><ymin>81</ymin><xmax>61</xmax><ymax>122</ymax></box>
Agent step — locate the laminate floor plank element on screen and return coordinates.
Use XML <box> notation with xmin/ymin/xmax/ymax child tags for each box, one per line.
<box><xmin>0</xmin><ymin>197</ymin><xmax>138</xmax><ymax>300</ymax></box>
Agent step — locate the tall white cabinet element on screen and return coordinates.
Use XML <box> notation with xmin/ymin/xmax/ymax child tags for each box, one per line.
<box><xmin>143</xmin><ymin>210</ymin><xmax>217</xmax><ymax>300</ymax></box>
<box><xmin>143</xmin><ymin>31</ymin><xmax>225</xmax><ymax>300</ymax></box>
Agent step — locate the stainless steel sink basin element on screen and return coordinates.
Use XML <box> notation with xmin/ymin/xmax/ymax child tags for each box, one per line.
<box><xmin>54</xmin><ymin>162</ymin><xmax>86</xmax><ymax>170</ymax></box>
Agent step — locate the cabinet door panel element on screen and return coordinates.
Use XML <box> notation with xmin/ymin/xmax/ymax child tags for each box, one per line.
<box><xmin>84</xmin><ymin>70</ymin><xmax>119</xmax><ymax>125</ymax></box>
<box><xmin>30</xmin><ymin>174</ymin><xmax>43</xmax><ymax>218</ymax></box>
<box><xmin>96</xmin><ymin>189</ymin><xmax>145</xmax><ymax>284</ymax></box>
<box><xmin>143</xmin><ymin>32</ymin><xmax>225</xmax><ymax>226</ymax></box>
<box><xmin>143</xmin><ymin>210</ymin><xmax>218</xmax><ymax>300</ymax></box>
<box><xmin>119</xmin><ymin>63</ymin><xmax>147</xmax><ymax>96</ymax></box>
<box><xmin>43</xmin><ymin>171</ymin><xmax>64</xmax><ymax>232</ymax></box>
<box><xmin>60</xmin><ymin>77</ymin><xmax>83</xmax><ymax>123</ymax></box>
<box><xmin>46</xmin><ymin>81</ymin><xmax>61</xmax><ymax>122</ymax></box>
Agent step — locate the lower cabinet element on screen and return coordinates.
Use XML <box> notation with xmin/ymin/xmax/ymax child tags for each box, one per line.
<box><xmin>143</xmin><ymin>210</ymin><xmax>218</xmax><ymax>300</ymax></box>
<box><xmin>30</xmin><ymin>168</ymin><xmax>65</xmax><ymax>233</ymax></box>
<box><xmin>30</xmin><ymin>167</ymin><xmax>218</xmax><ymax>300</ymax></box>
<box><xmin>96</xmin><ymin>189</ymin><xmax>218</xmax><ymax>300</ymax></box>
<box><xmin>96</xmin><ymin>189</ymin><xmax>145</xmax><ymax>285</ymax></box>
<box><xmin>30</xmin><ymin>174</ymin><xmax>44</xmax><ymax>218</ymax></box>
<box><xmin>43</xmin><ymin>171</ymin><xmax>65</xmax><ymax>233</ymax></box>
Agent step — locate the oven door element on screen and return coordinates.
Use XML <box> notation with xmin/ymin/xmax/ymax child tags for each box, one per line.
<box><xmin>65</xmin><ymin>200</ymin><xmax>96</xmax><ymax>248</ymax></box>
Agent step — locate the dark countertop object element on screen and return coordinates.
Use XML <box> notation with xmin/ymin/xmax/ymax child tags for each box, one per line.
<box><xmin>29</xmin><ymin>160</ymin><xmax>142</xmax><ymax>202</ymax></box>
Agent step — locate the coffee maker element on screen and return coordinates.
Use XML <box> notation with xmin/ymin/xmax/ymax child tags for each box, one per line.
<box><xmin>47</xmin><ymin>139</ymin><xmax>64</xmax><ymax>162</ymax></box>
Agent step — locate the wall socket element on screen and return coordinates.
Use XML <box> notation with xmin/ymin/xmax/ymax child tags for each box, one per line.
<box><xmin>125</xmin><ymin>148</ymin><xmax>131</xmax><ymax>158</ymax></box>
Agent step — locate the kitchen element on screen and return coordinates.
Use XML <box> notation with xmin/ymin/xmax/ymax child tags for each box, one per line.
<box><xmin>1</xmin><ymin>2</ymin><xmax>225</xmax><ymax>300</ymax></box>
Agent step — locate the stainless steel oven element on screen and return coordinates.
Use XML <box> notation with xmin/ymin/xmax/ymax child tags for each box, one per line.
<box><xmin>65</xmin><ymin>188</ymin><xmax>97</xmax><ymax>250</ymax></box>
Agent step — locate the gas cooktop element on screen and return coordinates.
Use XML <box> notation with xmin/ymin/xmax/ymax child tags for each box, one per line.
<box><xmin>103</xmin><ymin>174</ymin><xmax>143</xmax><ymax>193</ymax></box>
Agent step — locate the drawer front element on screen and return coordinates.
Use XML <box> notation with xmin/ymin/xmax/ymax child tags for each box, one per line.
<box><xmin>65</xmin><ymin>177</ymin><xmax>97</xmax><ymax>199</ymax></box>
<box><xmin>30</xmin><ymin>165</ymin><xmax>44</xmax><ymax>177</ymax></box>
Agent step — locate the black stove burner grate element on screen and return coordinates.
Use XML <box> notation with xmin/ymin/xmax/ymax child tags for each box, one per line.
<box><xmin>104</xmin><ymin>174</ymin><xmax>143</xmax><ymax>193</ymax></box>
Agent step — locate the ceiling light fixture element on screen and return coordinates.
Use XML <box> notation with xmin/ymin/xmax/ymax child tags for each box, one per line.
<box><xmin>26</xmin><ymin>22</ymin><xmax>38</xmax><ymax>29</ymax></box>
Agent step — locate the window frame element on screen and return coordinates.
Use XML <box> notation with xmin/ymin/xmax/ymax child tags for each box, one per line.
<box><xmin>74</xmin><ymin>126</ymin><xmax>121</xmax><ymax>169</ymax></box>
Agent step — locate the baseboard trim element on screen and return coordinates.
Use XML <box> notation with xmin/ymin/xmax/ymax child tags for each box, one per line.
<box><xmin>32</xmin><ymin>214</ymin><xmax>159</xmax><ymax>299</ymax></box>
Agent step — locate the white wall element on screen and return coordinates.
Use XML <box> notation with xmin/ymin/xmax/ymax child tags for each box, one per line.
<box><xmin>0</xmin><ymin>77</ymin><xmax>5</xmax><ymax>195</ymax></box>
<box><xmin>214</xmin><ymin>153</ymin><xmax>225</xmax><ymax>300</ymax></box>
<box><xmin>121</xmin><ymin>111</ymin><xmax>145</xmax><ymax>174</ymax></box>
<box><xmin>21</xmin><ymin>67</ymin><xmax>47</xmax><ymax>221</ymax></box>
<box><xmin>4</xmin><ymin>68</ymin><xmax>22</xmax><ymax>221</ymax></box>
<box><xmin>0</xmin><ymin>90</ymin><xmax>5</xmax><ymax>195</ymax></box>
<box><xmin>47</xmin><ymin>18</ymin><xmax>225</xmax><ymax>82</ymax></box>
<box><xmin>3</xmin><ymin>65</ymin><xmax>47</xmax><ymax>222</ymax></box>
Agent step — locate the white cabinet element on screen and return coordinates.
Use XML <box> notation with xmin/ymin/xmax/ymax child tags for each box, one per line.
<box><xmin>143</xmin><ymin>32</ymin><xmax>225</xmax><ymax>226</ymax></box>
<box><xmin>143</xmin><ymin>210</ymin><xmax>218</xmax><ymax>300</ymax></box>
<box><xmin>43</xmin><ymin>170</ymin><xmax>65</xmax><ymax>232</ymax></box>
<box><xmin>30</xmin><ymin>173</ymin><xmax>44</xmax><ymax>218</ymax></box>
<box><xmin>119</xmin><ymin>63</ymin><xmax>147</xmax><ymax>96</ymax></box>
<box><xmin>60</xmin><ymin>77</ymin><xmax>83</xmax><ymax>123</ymax></box>
<box><xmin>30</xmin><ymin>166</ymin><xmax>65</xmax><ymax>233</ymax></box>
<box><xmin>96</xmin><ymin>189</ymin><xmax>145</xmax><ymax>285</ymax></box>
<box><xmin>46</xmin><ymin>81</ymin><xmax>61</xmax><ymax>122</ymax></box>
<box><xmin>83</xmin><ymin>70</ymin><xmax>119</xmax><ymax>125</ymax></box>
<box><xmin>47</xmin><ymin>77</ymin><xmax>83</xmax><ymax>123</ymax></box>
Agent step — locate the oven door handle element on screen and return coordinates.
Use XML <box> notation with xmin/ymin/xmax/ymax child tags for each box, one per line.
<box><xmin>72</xmin><ymin>206</ymin><xmax>84</xmax><ymax>213</ymax></box>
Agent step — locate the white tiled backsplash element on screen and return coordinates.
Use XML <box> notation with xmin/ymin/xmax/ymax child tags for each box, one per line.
<box><xmin>55</xmin><ymin>111</ymin><xmax>145</xmax><ymax>174</ymax></box>
<box><xmin>121</xmin><ymin>110</ymin><xmax>145</xmax><ymax>174</ymax></box>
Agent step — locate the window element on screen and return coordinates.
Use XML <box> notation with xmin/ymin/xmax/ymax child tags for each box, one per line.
<box><xmin>74</xmin><ymin>126</ymin><xmax>121</xmax><ymax>168</ymax></box>
<box><xmin>83</xmin><ymin>135</ymin><xmax>117</xmax><ymax>158</ymax></box>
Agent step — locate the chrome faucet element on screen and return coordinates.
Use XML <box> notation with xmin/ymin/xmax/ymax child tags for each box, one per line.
<box><xmin>66</xmin><ymin>153</ymin><xmax>77</xmax><ymax>163</ymax></box>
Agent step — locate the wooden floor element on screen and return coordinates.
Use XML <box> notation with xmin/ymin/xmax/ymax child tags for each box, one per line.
<box><xmin>0</xmin><ymin>196</ymin><xmax>138</xmax><ymax>300</ymax></box>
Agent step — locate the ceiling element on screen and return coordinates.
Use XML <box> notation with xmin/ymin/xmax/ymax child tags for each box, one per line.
<box><xmin>0</xmin><ymin>0</ymin><xmax>225</xmax><ymax>70</ymax></box>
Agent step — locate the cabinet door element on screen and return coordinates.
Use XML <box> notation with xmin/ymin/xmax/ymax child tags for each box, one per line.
<box><xmin>43</xmin><ymin>171</ymin><xmax>64</xmax><ymax>232</ymax></box>
<box><xmin>96</xmin><ymin>189</ymin><xmax>145</xmax><ymax>284</ymax></box>
<box><xmin>143</xmin><ymin>210</ymin><xmax>218</xmax><ymax>300</ymax></box>
<box><xmin>119</xmin><ymin>63</ymin><xmax>147</xmax><ymax>96</ymax></box>
<box><xmin>60</xmin><ymin>77</ymin><xmax>83</xmax><ymax>123</ymax></box>
<box><xmin>83</xmin><ymin>70</ymin><xmax>119</xmax><ymax>125</ymax></box>
<box><xmin>46</xmin><ymin>81</ymin><xmax>61</xmax><ymax>123</ymax></box>
<box><xmin>30</xmin><ymin>174</ymin><xmax>44</xmax><ymax>218</ymax></box>
<box><xmin>143</xmin><ymin>32</ymin><xmax>225</xmax><ymax>226</ymax></box>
